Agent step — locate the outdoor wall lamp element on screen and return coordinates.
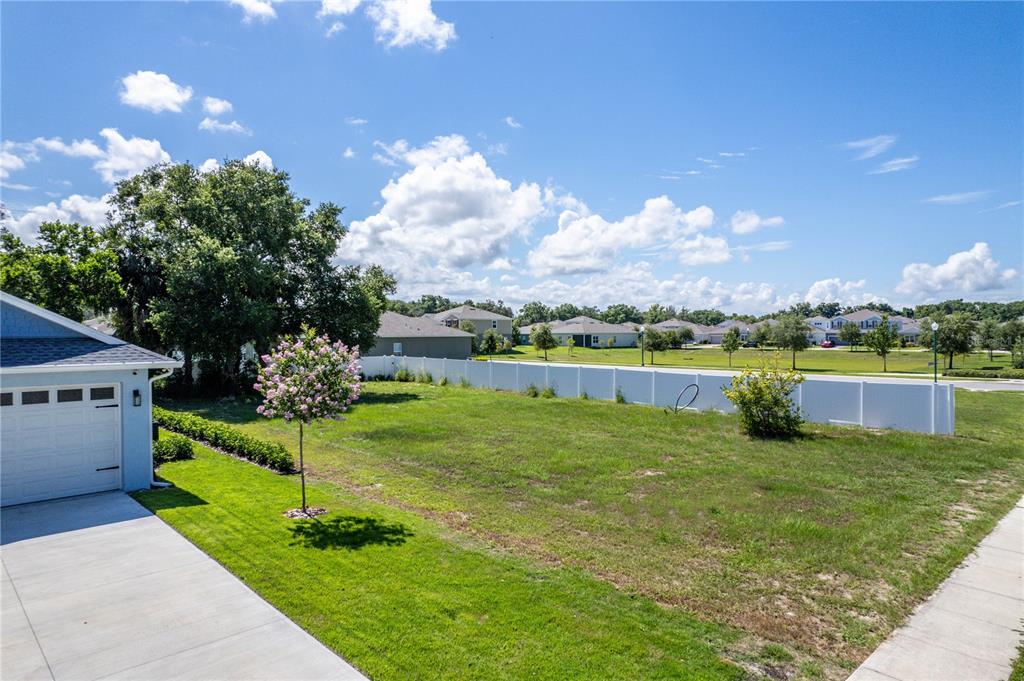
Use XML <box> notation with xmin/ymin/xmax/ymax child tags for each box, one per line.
<box><xmin>133</xmin><ymin>389</ymin><xmax>142</xmax><ymax>407</ymax></box>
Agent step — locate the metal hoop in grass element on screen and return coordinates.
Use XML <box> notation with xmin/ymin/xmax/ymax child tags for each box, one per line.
<box><xmin>665</xmin><ymin>383</ymin><xmax>699</xmax><ymax>414</ymax></box>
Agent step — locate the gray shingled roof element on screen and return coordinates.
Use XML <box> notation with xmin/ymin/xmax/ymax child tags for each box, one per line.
<box><xmin>376</xmin><ymin>311</ymin><xmax>474</xmax><ymax>338</ymax></box>
<box><xmin>1</xmin><ymin>338</ymin><xmax>179</xmax><ymax>369</ymax></box>
<box><xmin>435</xmin><ymin>305</ymin><xmax>513</xmax><ymax>321</ymax></box>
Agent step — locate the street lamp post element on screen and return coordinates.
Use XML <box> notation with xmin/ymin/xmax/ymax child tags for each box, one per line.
<box><xmin>639</xmin><ymin>325</ymin><xmax>646</xmax><ymax>367</ymax></box>
<box><xmin>931</xmin><ymin>321</ymin><xmax>939</xmax><ymax>383</ymax></box>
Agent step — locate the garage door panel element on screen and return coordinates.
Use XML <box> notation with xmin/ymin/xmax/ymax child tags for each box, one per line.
<box><xmin>1</xmin><ymin>384</ymin><xmax>122</xmax><ymax>507</ymax></box>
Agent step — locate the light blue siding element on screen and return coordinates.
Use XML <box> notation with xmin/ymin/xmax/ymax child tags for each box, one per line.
<box><xmin>0</xmin><ymin>369</ymin><xmax>156</xmax><ymax>491</ymax></box>
<box><xmin>1</xmin><ymin>300</ymin><xmax>83</xmax><ymax>339</ymax></box>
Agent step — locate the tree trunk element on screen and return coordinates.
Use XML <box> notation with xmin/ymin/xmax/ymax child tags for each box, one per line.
<box><xmin>883</xmin><ymin>354</ymin><xmax>887</xmax><ymax>372</ymax></box>
<box><xmin>299</xmin><ymin>421</ymin><xmax>306</xmax><ymax>514</ymax></box>
<box><xmin>792</xmin><ymin>349</ymin><xmax>796</xmax><ymax>370</ymax></box>
<box><xmin>182</xmin><ymin>351</ymin><xmax>194</xmax><ymax>393</ymax></box>
<box><xmin>948</xmin><ymin>352</ymin><xmax>954</xmax><ymax>369</ymax></box>
<box><xmin>728</xmin><ymin>352</ymin><xmax>732</xmax><ymax>367</ymax></box>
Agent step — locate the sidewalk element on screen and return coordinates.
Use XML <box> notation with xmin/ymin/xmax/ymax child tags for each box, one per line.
<box><xmin>848</xmin><ymin>497</ymin><xmax>1023</xmax><ymax>681</ymax></box>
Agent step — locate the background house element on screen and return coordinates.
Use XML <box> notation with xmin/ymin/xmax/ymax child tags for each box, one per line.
<box><xmin>0</xmin><ymin>291</ymin><xmax>181</xmax><ymax>507</ymax></box>
<box><xmin>429</xmin><ymin>305</ymin><xmax>513</xmax><ymax>340</ymax></box>
<box><xmin>365</xmin><ymin>311</ymin><xmax>475</xmax><ymax>359</ymax></box>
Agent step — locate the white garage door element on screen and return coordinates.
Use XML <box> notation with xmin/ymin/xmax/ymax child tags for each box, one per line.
<box><xmin>1</xmin><ymin>384</ymin><xmax>121</xmax><ymax>507</ymax></box>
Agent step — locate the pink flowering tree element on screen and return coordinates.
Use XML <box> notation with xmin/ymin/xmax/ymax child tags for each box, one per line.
<box><xmin>254</xmin><ymin>327</ymin><xmax>362</xmax><ymax>515</ymax></box>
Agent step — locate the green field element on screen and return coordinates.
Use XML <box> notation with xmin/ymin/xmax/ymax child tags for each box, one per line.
<box><xmin>142</xmin><ymin>384</ymin><xmax>1024</xmax><ymax>680</ymax></box>
<box><xmin>479</xmin><ymin>344</ymin><xmax>1015</xmax><ymax>376</ymax></box>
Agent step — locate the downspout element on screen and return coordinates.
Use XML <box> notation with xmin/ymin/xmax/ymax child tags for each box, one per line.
<box><xmin>149</xmin><ymin>368</ymin><xmax>174</xmax><ymax>488</ymax></box>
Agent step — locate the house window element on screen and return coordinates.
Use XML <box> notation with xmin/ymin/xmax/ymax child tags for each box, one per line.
<box><xmin>22</xmin><ymin>390</ymin><xmax>49</xmax><ymax>405</ymax></box>
<box><xmin>57</xmin><ymin>389</ymin><xmax>83</xmax><ymax>403</ymax></box>
<box><xmin>0</xmin><ymin>392</ymin><xmax>12</xmax><ymax>407</ymax></box>
<box><xmin>393</xmin><ymin>342</ymin><xmax>403</xmax><ymax>355</ymax></box>
<box><xmin>492</xmin><ymin>320</ymin><xmax>497</xmax><ymax>329</ymax></box>
<box><xmin>90</xmin><ymin>387</ymin><xmax>115</xmax><ymax>401</ymax></box>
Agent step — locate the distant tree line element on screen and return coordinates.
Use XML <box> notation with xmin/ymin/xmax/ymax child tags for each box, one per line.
<box><xmin>387</xmin><ymin>296</ymin><xmax>512</xmax><ymax>318</ymax></box>
<box><xmin>1</xmin><ymin>160</ymin><xmax>394</xmax><ymax>396</ymax></box>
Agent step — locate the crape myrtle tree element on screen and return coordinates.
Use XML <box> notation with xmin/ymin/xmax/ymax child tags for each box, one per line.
<box><xmin>919</xmin><ymin>312</ymin><xmax>977</xmax><ymax>369</ymax></box>
<box><xmin>105</xmin><ymin>160</ymin><xmax>393</xmax><ymax>394</ymax></box>
<box><xmin>721</xmin><ymin>326</ymin><xmax>741</xmax><ymax>366</ymax></box>
<box><xmin>772</xmin><ymin>315</ymin><xmax>811</xmax><ymax>370</ymax></box>
<box><xmin>644</xmin><ymin>327</ymin><xmax>670</xmax><ymax>364</ymax></box>
<box><xmin>255</xmin><ymin>328</ymin><xmax>362</xmax><ymax>516</ymax></box>
<box><xmin>530</xmin><ymin>323</ymin><xmax>558</xmax><ymax>360</ymax></box>
<box><xmin>838</xmin><ymin>322</ymin><xmax>863</xmax><ymax>350</ymax></box>
<box><xmin>977</xmin><ymin>319</ymin><xmax>1001</xmax><ymax>361</ymax></box>
<box><xmin>864</xmin><ymin>315</ymin><xmax>899</xmax><ymax>372</ymax></box>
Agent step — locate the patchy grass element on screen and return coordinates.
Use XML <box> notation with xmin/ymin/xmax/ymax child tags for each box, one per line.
<box><xmin>484</xmin><ymin>345</ymin><xmax>1016</xmax><ymax>376</ymax></box>
<box><xmin>136</xmin><ymin>440</ymin><xmax>743</xmax><ymax>681</ymax></box>
<box><xmin>160</xmin><ymin>386</ymin><xmax>1024</xmax><ymax>677</ymax></box>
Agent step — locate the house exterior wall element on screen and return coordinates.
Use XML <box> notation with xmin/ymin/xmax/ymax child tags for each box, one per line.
<box><xmin>451</xmin><ymin>317</ymin><xmax>512</xmax><ymax>338</ymax></box>
<box><xmin>0</xmin><ymin>368</ymin><xmax>156</xmax><ymax>492</ymax></box>
<box><xmin>365</xmin><ymin>336</ymin><xmax>473</xmax><ymax>359</ymax></box>
<box><xmin>1</xmin><ymin>301</ymin><xmax>81</xmax><ymax>338</ymax></box>
<box><xmin>554</xmin><ymin>332</ymin><xmax>637</xmax><ymax>348</ymax></box>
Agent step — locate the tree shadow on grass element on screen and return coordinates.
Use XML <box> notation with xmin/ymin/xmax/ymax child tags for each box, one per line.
<box><xmin>132</xmin><ymin>487</ymin><xmax>208</xmax><ymax>512</ymax></box>
<box><xmin>355</xmin><ymin>391</ymin><xmax>422</xmax><ymax>406</ymax></box>
<box><xmin>289</xmin><ymin>514</ymin><xmax>414</xmax><ymax>550</ymax></box>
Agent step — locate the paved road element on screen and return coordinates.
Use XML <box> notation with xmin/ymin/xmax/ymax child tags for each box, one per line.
<box><xmin>848</xmin><ymin>497</ymin><xmax>1024</xmax><ymax>681</ymax></box>
<box><xmin>1</xmin><ymin>493</ymin><xmax>366</xmax><ymax>681</ymax></box>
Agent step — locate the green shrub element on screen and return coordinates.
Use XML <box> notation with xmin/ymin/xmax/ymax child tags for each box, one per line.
<box><xmin>722</xmin><ymin>360</ymin><xmax>805</xmax><ymax>438</ymax></box>
<box><xmin>459</xmin><ymin>377</ymin><xmax>471</xmax><ymax>388</ymax></box>
<box><xmin>615</xmin><ymin>389</ymin><xmax>626</xmax><ymax>404</ymax></box>
<box><xmin>580</xmin><ymin>391</ymin><xmax>589</xmax><ymax>400</ymax></box>
<box><xmin>416</xmin><ymin>370</ymin><xmax>433</xmax><ymax>384</ymax></box>
<box><xmin>525</xmin><ymin>384</ymin><xmax>539</xmax><ymax>398</ymax></box>
<box><xmin>944</xmin><ymin>368</ymin><xmax>1024</xmax><ymax>379</ymax></box>
<box><xmin>438</xmin><ymin>376</ymin><xmax>449</xmax><ymax>386</ymax></box>
<box><xmin>153</xmin><ymin>406</ymin><xmax>293</xmax><ymax>471</ymax></box>
<box><xmin>394</xmin><ymin>367</ymin><xmax>413</xmax><ymax>382</ymax></box>
<box><xmin>153</xmin><ymin>433</ymin><xmax>194</xmax><ymax>465</ymax></box>
<box><xmin>541</xmin><ymin>386</ymin><xmax>556</xmax><ymax>399</ymax></box>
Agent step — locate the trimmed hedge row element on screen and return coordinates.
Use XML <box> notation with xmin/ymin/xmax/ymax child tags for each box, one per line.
<box><xmin>153</xmin><ymin>406</ymin><xmax>294</xmax><ymax>472</ymax></box>
<box><xmin>944</xmin><ymin>368</ymin><xmax>1024</xmax><ymax>379</ymax></box>
<box><xmin>153</xmin><ymin>433</ymin><xmax>195</xmax><ymax>465</ymax></box>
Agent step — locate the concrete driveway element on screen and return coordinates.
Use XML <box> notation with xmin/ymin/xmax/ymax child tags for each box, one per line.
<box><xmin>1</xmin><ymin>493</ymin><xmax>367</xmax><ymax>681</ymax></box>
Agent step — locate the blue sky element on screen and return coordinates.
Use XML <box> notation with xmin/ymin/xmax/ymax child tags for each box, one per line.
<box><xmin>2</xmin><ymin>0</ymin><xmax>1022</xmax><ymax>314</ymax></box>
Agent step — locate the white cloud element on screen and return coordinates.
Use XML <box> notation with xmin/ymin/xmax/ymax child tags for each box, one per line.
<box><xmin>365</xmin><ymin>0</ymin><xmax>456</xmax><ymax>51</ymax></box>
<box><xmin>32</xmin><ymin>136</ymin><xmax>104</xmax><ymax>158</ymax></box>
<box><xmin>921</xmin><ymin>190</ymin><xmax>993</xmax><ymax>205</ymax></box>
<box><xmin>198</xmin><ymin>158</ymin><xmax>220</xmax><ymax>173</ymax></box>
<box><xmin>119</xmin><ymin>71</ymin><xmax>193</xmax><ymax>113</ymax></box>
<box><xmin>340</xmin><ymin>141</ymin><xmax>544</xmax><ymax>293</ymax></box>
<box><xmin>504</xmin><ymin>116</ymin><xmax>522</xmax><ymax>129</ymax></box>
<box><xmin>718</xmin><ymin>151</ymin><xmax>744</xmax><ymax>158</ymax></box>
<box><xmin>199</xmin><ymin>117</ymin><xmax>252</xmax><ymax>135</ymax></box>
<box><xmin>325</xmin><ymin>21</ymin><xmax>346</xmax><ymax>37</ymax></box>
<box><xmin>730</xmin><ymin>209</ymin><xmax>784</xmax><ymax>235</ymax></box>
<box><xmin>978</xmin><ymin>200</ymin><xmax>1022</xmax><ymax>214</ymax></box>
<box><xmin>802</xmin><ymin>278</ymin><xmax>883</xmax><ymax>306</ymax></box>
<box><xmin>372</xmin><ymin>134</ymin><xmax>471</xmax><ymax>167</ymax></box>
<box><xmin>841</xmin><ymin>134</ymin><xmax>897</xmax><ymax>160</ymax></box>
<box><xmin>869</xmin><ymin>155</ymin><xmax>918</xmax><ymax>175</ymax></box>
<box><xmin>319</xmin><ymin>0</ymin><xmax>361</xmax><ymax>16</ymax></box>
<box><xmin>528</xmin><ymin>197</ymin><xmax>715</xmax><ymax>276</ymax></box>
<box><xmin>1</xmin><ymin>193</ymin><xmax>111</xmax><ymax>240</ymax></box>
<box><xmin>488</xmin><ymin>257</ymin><xmax>514</xmax><ymax>271</ymax></box>
<box><xmin>346</xmin><ymin>117</ymin><xmax>368</xmax><ymax>126</ymax></box>
<box><xmin>93</xmin><ymin>128</ymin><xmax>171</xmax><ymax>183</ymax></box>
<box><xmin>202</xmin><ymin>97</ymin><xmax>233</xmax><ymax>116</ymax></box>
<box><xmin>244</xmin><ymin>150</ymin><xmax>274</xmax><ymax>170</ymax></box>
<box><xmin>342</xmin><ymin>146</ymin><xmax>356</xmax><ymax>159</ymax></box>
<box><xmin>673</xmin><ymin>234</ymin><xmax>732</xmax><ymax>266</ymax></box>
<box><xmin>0</xmin><ymin>149</ymin><xmax>28</xmax><ymax>179</ymax></box>
<box><xmin>230</xmin><ymin>0</ymin><xmax>277</xmax><ymax>22</ymax></box>
<box><xmin>895</xmin><ymin>242</ymin><xmax>1019</xmax><ymax>298</ymax></box>
<box><xmin>1</xmin><ymin>182</ymin><xmax>34</xmax><ymax>191</ymax></box>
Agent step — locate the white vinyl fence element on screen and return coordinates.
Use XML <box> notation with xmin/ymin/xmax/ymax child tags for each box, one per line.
<box><xmin>361</xmin><ymin>356</ymin><xmax>956</xmax><ymax>435</ymax></box>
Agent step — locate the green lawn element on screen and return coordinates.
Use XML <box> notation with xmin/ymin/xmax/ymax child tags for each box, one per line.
<box><xmin>146</xmin><ymin>385</ymin><xmax>1024</xmax><ymax>679</ymax></box>
<box><xmin>479</xmin><ymin>344</ymin><xmax>1015</xmax><ymax>376</ymax></box>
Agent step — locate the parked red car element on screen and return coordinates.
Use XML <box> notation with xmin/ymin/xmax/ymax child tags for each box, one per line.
<box><xmin>820</xmin><ymin>340</ymin><xmax>835</xmax><ymax>348</ymax></box>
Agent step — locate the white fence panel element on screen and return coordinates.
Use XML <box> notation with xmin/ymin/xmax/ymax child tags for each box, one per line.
<box><xmin>491</xmin><ymin>362</ymin><xmax>518</xmax><ymax>391</ymax></box>
<box><xmin>517</xmin><ymin>364</ymin><xmax>547</xmax><ymax>392</ymax></box>
<box><xmin>580</xmin><ymin>367</ymin><xmax>616</xmax><ymax>401</ymax></box>
<box><xmin>466</xmin><ymin>361</ymin><xmax>490</xmax><ymax>388</ymax></box>
<box><xmin>616</xmin><ymin>369</ymin><xmax>653</xmax><ymax>404</ymax></box>
<box><xmin>547</xmin><ymin>366</ymin><xmax>581</xmax><ymax>398</ymax></box>
<box><xmin>801</xmin><ymin>380</ymin><xmax>862</xmax><ymax>425</ymax></box>
<box><xmin>377</xmin><ymin>357</ymin><xmax>954</xmax><ymax>434</ymax></box>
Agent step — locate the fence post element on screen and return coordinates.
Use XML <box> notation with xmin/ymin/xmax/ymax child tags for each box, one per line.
<box><xmin>577</xmin><ymin>366</ymin><xmax>582</xmax><ymax>397</ymax></box>
<box><xmin>859</xmin><ymin>381</ymin><xmax>865</xmax><ymax>426</ymax></box>
<box><xmin>545</xmin><ymin>365</ymin><xmax>550</xmax><ymax>392</ymax></box>
<box><xmin>650</xmin><ymin>369</ymin><xmax>656</xmax><ymax>405</ymax></box>
<box><xmin>612</xmin><ymin>367</ymin><xmax>618</xmax><ymax>401</ymax></box>
<box><xmin>442</xmin><ymin>357</ymin><xmax>447</xmax><ymax>382</ymax></box>
<box><xmin>515</xmin><ymin>362</ymin><xmax>520</xmax><ymax>391</ymax></box>
<box><xmin>489</xmin><ymin>359</ymin><xmax>493</xmax><ymax>389</ymax></box>
<box><xmin>930</xmin><ymin>382</ymin><xmax>936</xmax><ymax>435</ymax></box>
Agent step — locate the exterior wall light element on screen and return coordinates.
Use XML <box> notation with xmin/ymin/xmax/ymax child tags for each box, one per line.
<box><xmin>133</xmin><ymin>389</ymin><xmax>142</xmax><ymax>407</ymax></box>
